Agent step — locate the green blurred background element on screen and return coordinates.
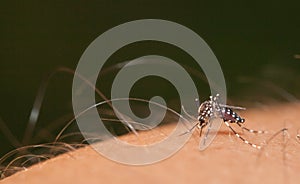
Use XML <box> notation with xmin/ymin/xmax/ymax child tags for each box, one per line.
<box><xmin>1</xmin><ymin>1</ymin><xmax>300</xmax><ymax>156</ymax></box>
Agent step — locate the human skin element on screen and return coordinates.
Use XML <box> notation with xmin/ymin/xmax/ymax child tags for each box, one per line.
<box><xmin>1</xmin><ymin>103</ymin><xmax>300</xmax><ymax>184</ymax></box>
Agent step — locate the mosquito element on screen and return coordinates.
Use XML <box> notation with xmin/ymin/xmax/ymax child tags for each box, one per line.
<box><xmin>194</xmin><ymin>94</ymin><xmax>265</xmax><ymax>150</ymax></box>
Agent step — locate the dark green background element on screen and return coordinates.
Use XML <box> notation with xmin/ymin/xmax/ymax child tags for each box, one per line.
<box><xmin>1</xmin><ymin>1</ymin><xmax>300</xmax><ymax>156</ymax></box>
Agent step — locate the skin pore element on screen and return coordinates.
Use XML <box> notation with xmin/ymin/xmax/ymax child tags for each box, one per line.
<box><xmin>1</xmin><ymin>103</ymin><xmax>300</xmax><ymax>184</ymax></box>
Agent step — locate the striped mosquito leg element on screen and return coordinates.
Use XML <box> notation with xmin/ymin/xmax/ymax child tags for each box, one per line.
<box><xmin>236</xmin><ymin>123</ymin><xmax>266</xmax><ymax>134</ymax></box>
<box><xmin>224</xmin><ymin>121</ymin><xmax>262</xmax><ymax>149</ymax></box>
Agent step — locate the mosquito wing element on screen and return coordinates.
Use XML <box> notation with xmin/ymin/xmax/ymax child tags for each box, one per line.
<box><xmin>199</xmin><ymin>117</ymin><xmax>223</xmax><ymax>151</ymax></box>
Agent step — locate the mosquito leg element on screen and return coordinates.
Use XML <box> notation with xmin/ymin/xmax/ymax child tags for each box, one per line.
<box><xmin>236</xmin><ymin>122</ymin><xmax>266</xmax><ymax>134</ymax></box>
<box><xmin>224</xmin><ymin>121</ymin><xmax>262</xmax><ymax>149</ymax></box>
